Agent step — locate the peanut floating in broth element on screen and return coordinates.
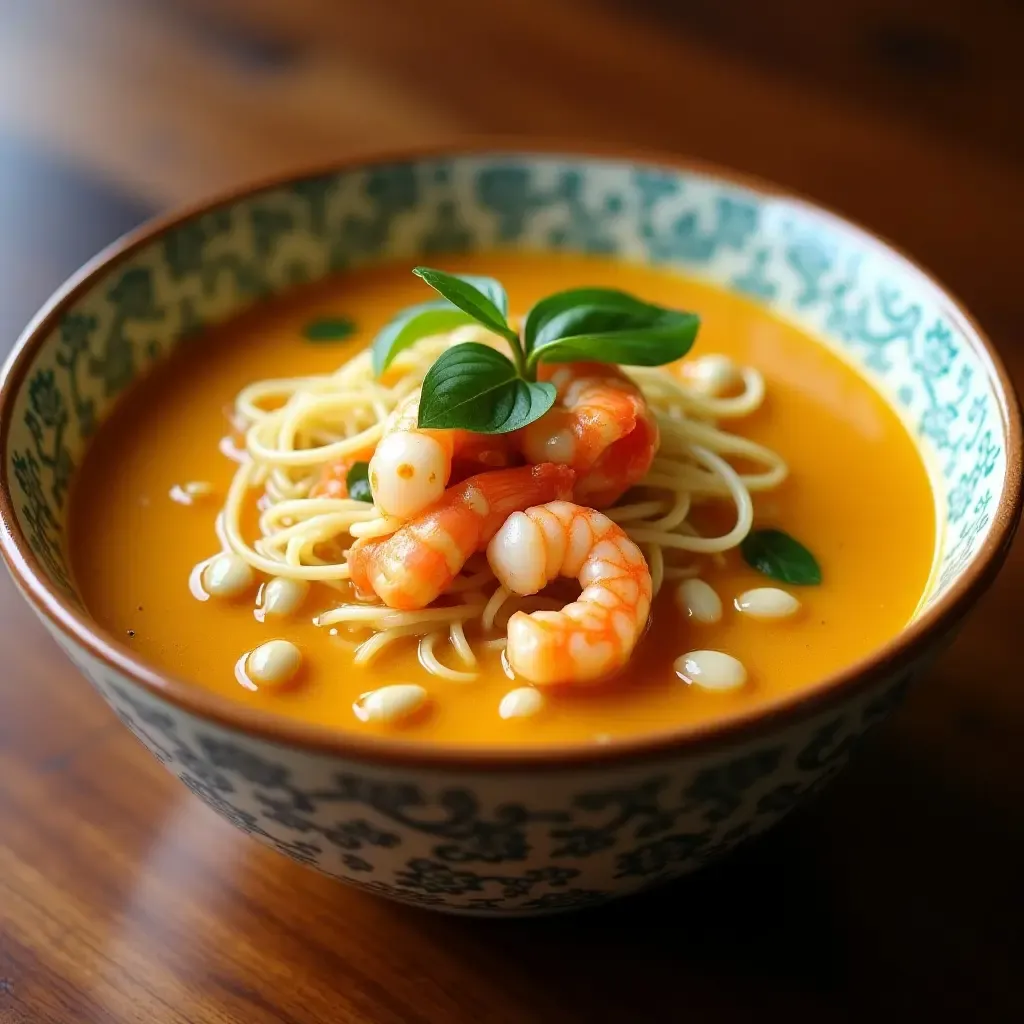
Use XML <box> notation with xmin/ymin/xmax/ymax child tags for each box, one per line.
<box><xmin>202</xmin><ymin>552</ymin><xmax>255</xmax><ymax>599</ymax></box>
<box><xmin>674</xmin><ymin>650</ymin><xmax>748</xmax><ymax>693</ymax></box>
<box><xmin>499</xmin><ymin>687</ymin><xmax>545</xmax><ymax>720</ymax></box>
<box><xmin>735</xmin><ymin>587</ymin><xmax>801</xmax><ymax>620</ymax></box>
<box><xmin>245</xmin><ymin>639</ymin><xmax>303</xmax><ymax>688</ymax></box>
<box><xmin>258</xmin><ymin>577</ymin><xmax>310</xmax><ymax>620</ymax></box>
<box><xmin>354</xmin><ymin>684</ymin><xmax>428</xmax><ymax>724</ymax></box>
<box><xmin>675</xmin><ymin>578</ymin><xmax>723</xmax><ymax>624</ymax></box>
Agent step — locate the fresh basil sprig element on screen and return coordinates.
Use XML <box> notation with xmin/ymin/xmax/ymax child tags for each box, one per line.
<box><xmin>417</xmin><ymin>344</ymin><xmax>556</xmax><ymax>432</ymax></box>
<box><xmin>371</xmin><ymin>268</ymin><xmax>701</xmax><ymax>434</ymax></box>
<box><xmin>740</xmin><ymin>529</ymin><xmax>822</xmax><ymax>586</ymax></box>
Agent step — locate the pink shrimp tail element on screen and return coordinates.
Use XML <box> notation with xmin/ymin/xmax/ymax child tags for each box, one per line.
<box><xmin>347</xmin><ymin>463</ymin><xmax>575</xmax><ymax>609</ymax></box>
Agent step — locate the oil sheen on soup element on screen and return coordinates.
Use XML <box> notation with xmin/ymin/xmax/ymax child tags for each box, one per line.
<box><xmin>70</xmin><ymin>254</ymin><xmax>936</xmax><ymax>747</ymax></box>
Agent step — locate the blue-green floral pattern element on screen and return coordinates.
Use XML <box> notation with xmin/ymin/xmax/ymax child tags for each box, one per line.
<box><xmin>4</xmin><ymin>153</ymin><xmax>1011</xmax><ymax>913</ymax></box>
<box><xmin>5</xmin><ymin>154</ymin><xmax>1005</xmax><ymax>604</ymax></box>
<box><xmin>40</xmin><ymin>621</ymin><xmax>920</xmax><ymax>914</ymax></box>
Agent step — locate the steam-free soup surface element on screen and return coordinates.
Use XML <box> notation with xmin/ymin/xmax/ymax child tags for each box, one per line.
<box><xmin>71</xmin><ymin>254</ymin><xmax>935</xmax><ymax>747</ymax></box>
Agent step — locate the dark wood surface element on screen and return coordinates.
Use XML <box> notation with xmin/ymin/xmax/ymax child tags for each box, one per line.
<box><xmin>2</xmin><ymin>1</ymin><xmax>1023</xmax><ymax>1021</ymax></box>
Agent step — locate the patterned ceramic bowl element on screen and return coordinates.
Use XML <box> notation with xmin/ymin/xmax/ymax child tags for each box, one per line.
<box><xmin>1</xmin><ymin>145</ymin><xmax>1020</xmax><ymax>915</ymax></box>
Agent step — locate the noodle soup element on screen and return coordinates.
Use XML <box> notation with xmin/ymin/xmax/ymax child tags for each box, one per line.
<box><xmin>70</xmin><ymin>253</ymin><xmax>935</xmax><ymax>747</ymax></box>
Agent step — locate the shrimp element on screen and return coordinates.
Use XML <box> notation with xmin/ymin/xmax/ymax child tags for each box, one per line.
<box><xmin>486</xmin><ymin>501</ymin><xmax>652</xmax><ymax>686</ymax></box>
<box><xmin>348</xmin><ymin>464</ymin><xmax>575</xmax><ymax>610</ymax></box>
<box><xmin>519</xmin><ymin>363</ymin><xmax>659</xmax><ymax>508</ymax></box>
<box><xmin>310</xmin><ymin>447</ymin><xmax>375</xmax><ymax>499</ymax></box>
<box><xmin>319</xmin><ymin>361</ymin><xmax>654</xmax><ymax>513</ymax></box>
<box><xmin>361</xmin><ymin>393</ymin><xmax>517</xmax><ymax>519</ymax></box>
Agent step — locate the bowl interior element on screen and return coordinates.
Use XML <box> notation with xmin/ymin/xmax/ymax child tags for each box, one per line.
<box><xmin>2</xmin><ymin>151</ymin><xmax>1011</xmax><ymax>626</ymax></box>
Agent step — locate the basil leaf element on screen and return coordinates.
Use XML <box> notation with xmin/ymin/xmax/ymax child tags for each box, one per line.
<box><xmin>740</xmin><ymin>529</ymin><xmax>822</xmax><ymax>586</ymax></box>
<box><xmin>412</xmin><ymin>267</ymin><xmax>517</xmax><ymax>343</ymax></box>
<box><xmin>524</xmin><ymin>288</ymin><xmax>667</xmax><ymax>350</ymax></box>
<box><xmin>345</xmin><ymin>461</ymin><xmax>373</xmax><ymax>503</ymax></box>
<box><xmin>303</xmin><ymin>316</ymin><xmax>357</xmax><ymax>343</ymax></box>
<box><xmin>450</xmin><ymin>274</ymin><xmax>510</xmax><ymax>318</ymax></box>
<box><xmin>524</xmin><ymin>288</ymin><xmax>700</xmax><ymax>369</ymax></box>
<box><xmin>530</xmin><ymin>316</ymin><xmax>700</xmax><ymax>368</ymax></box>
<box><xmin>371</xmin><ymin>300</ymin><xmax>478</xmax><ymax>377</ymax></box>
<box><xmin>417</xmin><ymin>343</ymin><xmax>556</xmax><ymax>434</ymax></box>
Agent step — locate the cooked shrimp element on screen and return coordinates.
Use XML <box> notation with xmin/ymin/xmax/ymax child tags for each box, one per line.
<box><xmin>487</xmin><ymin>501</ymin><xmax>652</xmax><ymax>686</ymax></box>
<box><xmin>321</xmin><ymin>361</ymin><xmax>654</xmax><ymax>514</ymax></box>
<box><xmin>348</xmin><ymin>464</ymin><xmax>575</xmax><ymax>610</ymax></box>
<box><xmin>363</xmin><ymin>393</ymin><xmax>517</xmax><ymax>520</ymax></box>
<box><xmin>519</xmin><ymin>363</ymin><xmax>659</xmax><ymax>507</ymax></box>
<box><xmin>310</xmin><ymin>447</ymin><xmax>375</xmax><ymax>499</ymax></box>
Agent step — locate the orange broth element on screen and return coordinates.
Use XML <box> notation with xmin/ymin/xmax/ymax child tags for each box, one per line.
<box><xmin>70</xmin><ymin>254</ymin><xmax>936</xmax><ymax>747</ymax></box>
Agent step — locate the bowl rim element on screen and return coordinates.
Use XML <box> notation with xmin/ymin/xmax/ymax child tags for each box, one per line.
<box><xmin>1</xmin><ymin>138</ymin><xmax>1021</xmax><ymax>771</ymax></box>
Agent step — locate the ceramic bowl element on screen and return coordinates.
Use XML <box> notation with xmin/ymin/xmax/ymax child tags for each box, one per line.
<box><xmin>2</xmin><ymin>144</ymin><xmax>1020</xmax><ymax>916</ymax></box>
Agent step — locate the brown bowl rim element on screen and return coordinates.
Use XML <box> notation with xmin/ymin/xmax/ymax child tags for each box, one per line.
<box><xmin>1</xmin><ymin>138</ymin><xmax>1021</xmax><ymax>771</ymax></box>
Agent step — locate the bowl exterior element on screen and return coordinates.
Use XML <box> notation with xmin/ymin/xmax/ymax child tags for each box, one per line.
<box><xmin>1</xmin><ymin>148</ymin><xmax>1017</xmax><ymax>914</ymax></box>
<box><xmin>32</xmin><ymin>601</ymin><xmax>942</xmax><ymax>914</ymax></box>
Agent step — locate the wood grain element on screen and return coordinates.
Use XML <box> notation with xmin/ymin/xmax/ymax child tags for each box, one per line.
<box><xmin>620</xmin><ymin>0</ymin><xmax>1024</xmax><ymax>167</ymax></box>
<box><xmin>0</xmin><ymin>0</ymin><xmax>1022</xmax><ymax>1021</ymax></box>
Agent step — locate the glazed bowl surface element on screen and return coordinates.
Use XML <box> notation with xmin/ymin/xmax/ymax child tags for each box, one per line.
<box><xmin>1</xmin><ymin>144</ymin><xmax>1019</xmax><ymax>915</ymax></box>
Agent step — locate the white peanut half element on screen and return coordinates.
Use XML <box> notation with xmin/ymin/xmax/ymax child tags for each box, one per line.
<box><xmin>735</xmin><ymin>587</ymin><xmax>801</xmax><ymax>620</ymax></box>
<box><xmin>674</xmin><ymin>650</ymin><xmax>748</xmax><ymax>692</ymax></box>
<box><xmin>353</xmin><ymin>684</ymin><xmax>427</xmax><ymax>724</ymax></box>
<box><xmin>499</xmin><ymin>687</ymin><xmax>545</xmax><ymax>720</ymax></box>
<box><xmin>246</xmin><ymin>639</ymin><xmax>302</xmax><ymax>687</ymax></box>
<box><xmin>202</xmin><ymin>553</ymin><xmax>255</xmax><ymax>598</ymax></box>
<box><xmin>675</xmin><ymin>578</ymin><xmax>723</xmax><ymax>624</ymax></box>
<box><xmin>259</xmin><ymin>577</ymin><xmax>310</xmax><ymax>619</ymax></box>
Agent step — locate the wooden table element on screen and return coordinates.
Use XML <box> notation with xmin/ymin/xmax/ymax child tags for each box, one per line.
<box><xmin>2</xmin><ymin>1</ymin><xmax>1023</xmax><ymax>1020</ymax></box>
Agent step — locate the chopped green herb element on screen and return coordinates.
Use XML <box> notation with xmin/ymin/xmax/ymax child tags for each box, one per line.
<box><xmin>740</xmin><ymin>529</ymin><xmax>822</xmax><ymax>585</ymax></box>
<box><xmin>303</xmin><ymin>316</ymin><xmax>357</xmax><ymax>343</ymax></box>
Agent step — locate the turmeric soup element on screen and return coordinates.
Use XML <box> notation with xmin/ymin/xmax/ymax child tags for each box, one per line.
<box><xmin>70</xmin><ymin>254</ymin><xmax>936</xmax><ymax>747</ymax></box>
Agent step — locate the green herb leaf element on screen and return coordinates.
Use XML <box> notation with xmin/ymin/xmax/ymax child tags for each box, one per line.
<box><xmin>417</xmin><ymin>343</ymin><xmax>556</xmax><ymax>434</ymax></box>
<box><xmin>529</xmin><ymin>318</ymin><xmax>700</xmax><ymax>368</ymax></box>
<box><xmin>412</xmin><ymin>267</ymin><xmax>517</xmax><ymax>343</ymax></box>
<box><xmin>303</xmin><ymin>316</ymin><xmax>357</xmax><ymax>343</ymax></box>
<box><xmin>345</xmin><ymin>462</ymin><xmax>373</xmax><ymax>502</ymax></box>
<box><xmin>524</xmin><ymin>289</ymin><xmax>664</xmax><ymax>350</ymax></box>
<box><xmin>371</xmin><ymin>300</ymin><xmax>479</xmax><ymax>377</ymax></box>
<box><xmin>523</xmin><ymin>288</ymin><xmax>700</xmax><ymax>368</ymax></box>
<box><xmin>740</xmin><ymin>529</ymin><xmax>822</xmax><ymax>586</ymax></box>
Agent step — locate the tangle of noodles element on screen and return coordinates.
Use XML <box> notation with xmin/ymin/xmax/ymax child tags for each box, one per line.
<box><xmin>216</xmin><ymin>326</ymin><xmax>788</xmax><ymax>680</ymax></box>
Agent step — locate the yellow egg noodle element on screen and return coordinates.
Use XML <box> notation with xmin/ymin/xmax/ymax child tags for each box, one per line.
<box><xmin>217</xmin><ymin>328</ymin><xmax>787</xmax><ymax>682</ymax></box>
